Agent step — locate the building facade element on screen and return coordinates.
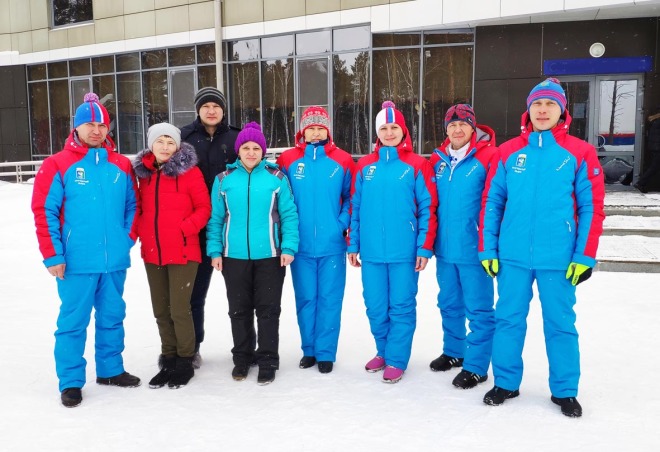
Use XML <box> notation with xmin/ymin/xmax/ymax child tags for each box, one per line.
<box><xmin>1</xmin><ymin>0</ymin><xmax>659</xmax><ymax>188</ymax></box>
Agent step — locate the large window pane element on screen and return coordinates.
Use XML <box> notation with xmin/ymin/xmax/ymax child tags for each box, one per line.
<box><xmin>333</xmin><ymin>52</ymin><xmax>370</xmax><ymax>155</ymax></box>
<box><xmin>48</xmin><ymin>61</ymin><xmax>68</xmax><ymax>79</ymax></box>
<box><xmin>52</xmin><ymin>0</ymin><xmax>93</xmax><ymax>27</ymax></box>
<box><xmin>92</xmin><ymin>55</ymin><xmax>114</xmax><ymax>74</ymax></box>
<box><xmin>228</xmin><ymin>62</ymin><xmax>260</xmax><ymax>128</ymax></box>
<box><xmin>296</xmin><ymin>30</ymin><xmax>331</xmax><ymax>55</ymax></box>
<box><xmin>28</xmin><ymin>64</ymin><xmax>47</xmax><ymax>81</ymax></box>
<box><xmin>422</xmin><ymin>45</ymin><xmax>473</xmax><ymax>153</ymax></box>
<box><xmin>197</xmin><ymin>44</ymin><xmax>216</xmax><ymax>64</ymax></box>
<box><xmin>197</xmin><ymin>66</ymin><xmax>217</xmax><ymax>93</ymax></box>
<box><xmin>262</xmin><ymin>35</ymin><xmax>294</xmax><ymax>58</ymax></box>
<box><xmin>372</xmin><ymin>49</ymin><xmax>420</xmax><ymax>151</ymax></box>
<box><xmin>262</xmin><ymin>59</ymin><xmax>294</xmax><ymax>149</ymax></box>
<box><xmin>29</xmin><ymin>82</ymin><xmax>51</xmax><ymax>156</ymax></box>
<box><xmin>116</xmin><ymin>53</ymin><xmax>140</xmax><ymax>72</ymax></box>
<box><xmin>49</xmin><ymin>79</ymin><xmax>70</xmax><ymax>153</ymax></box>
<box><xmin>298</xmin><ymin>59</ymin><xmax>328</xmax><ymax>107</ymax></box>
<box><xmin>117</xmin><ymin>73</ymin><xmax>143</xmax><ymax>153</ymax></box>
<box><xmin>333</xmin><ymin>26</ymin><xmax>370</xmax><ymax>52</ymax></box>
<box><xmin>373</xmin><ymin>33</ymin><xmax>420</xmax><ymax>48</ymax></box>
<box><xmin>424</xmin><ymin>32</ymin><xmax>474</xmax><ymax>45</ymax></box>
<box><xmin>170</xmin><ymin>69</ymin><xmax>196</xmax><ymax>128</ymax></box>
<box><xmin>142</xmin><ymin>70</ymin><xmax>169</xmax><ymax>130</ymax></box>
<box><xmin>93</xmin><ymin>76</ymin><xmax>117</xmax><ymax>141</ymax></box>
<box><xmin>142</xmin><ymin>50</ymin><xmax>167</xmax><ymax>70</ymax></box>
<box><xmin>169</xmin><ymin>46</ymin><xmax>195</xmax><ymax>67</ymax></box>
<box><xmin>228</xmin><ymin>39</ymin><xmax>259</xmax><ymax>61</ymax></box>
<box><xmin>69</xmin><ymin>58</ymin><xmax>90</xmax><ymax>77</ymax></box>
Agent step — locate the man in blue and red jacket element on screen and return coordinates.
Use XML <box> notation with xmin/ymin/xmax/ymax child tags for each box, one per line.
<box><xmin>430</xmin><ymin>104</ymin><xmax>498</xmax><ymax>390</ymax></box>
<box><xmin>478</xmin><ymin>78</ymin><xmax>605</xmax><ymax>417</ymax></box>
<box><xmin>277</xmin><ymin>107</ymin><xmax>355</xmax><ymax>374</ymax></box>
<box><xmin>32</xmin><ymin>93</ymin><xmax>141</xmax><ymax>408</ymax></box>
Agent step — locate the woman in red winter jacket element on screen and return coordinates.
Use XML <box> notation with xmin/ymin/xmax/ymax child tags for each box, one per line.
<box><xmin>133</xmin><ymin>122</ymin><xmax>211</xmax><ymax>390</ymax></box>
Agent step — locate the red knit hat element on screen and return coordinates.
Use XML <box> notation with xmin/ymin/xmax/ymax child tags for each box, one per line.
<box><xmin>375</xmin><ymin>101</ymin><xmax>408</xmax><ymax>135</ymax></box>
<box><xmin>300</xmin><ymin>106</ymin><xmax>331</xmax><ymax>135</ymax></box>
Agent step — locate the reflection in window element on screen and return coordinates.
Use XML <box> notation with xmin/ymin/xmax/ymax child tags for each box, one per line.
<box><xmin>333</xmin><ymin>52</ymin><xmax>370</xmax><ymax>154</ymax></box>
<box><xmin>48</xmin><ymin>61</ymin><xmax>68</xmax><ymax>79</ymax></box>
<box><xmin>142</xmin><ymin>71</ymin><xmax>169</xmax><ymax>129</ymax></box>
<box><xmin>93</xmin><ymin>76</ymin><xmax>117</xmax><ymax>140</ymax></box>
<box><xmin>169</xmin><ymin>46</ymin><xmax>195</xmax><ymax>67</ymax></box>
<box><xmin>333</xmin><ymin>26</ymin><xmax>370</xmax><ymax>52</ymax></box>
<box><xmin>228</xmin><ymin>40</ymin><xmax>260</xmax><ymax>61</ymax></box>
<box><xmin>29</xmin><ymin>82</ymin><xmax>51</xmax><ymax>156</ymax></box>
<box><xmin>422</xmin><ymin>46</ymin><xmax>473</xmax><ymax>153</ymax></box>
<box><xmin>69</xmin><ymin>58</ymin><xmax>90</xmax><ymax>77</ymax></box>
<box><xmin>296</xmin><ymin>30</ymin><xmax>331</xmax><ymax>55</ymax></box>
<box><xmin>28</xmin><ymin>65</ymin><xmax>47</xmax><ymax>81</ymax></box>
<box><xmin>373</xmin><ymin>49</ymin><xmax>420</xmax><ymax>151</ymax></box>
<box><xmin>142</xmin><ymin>50</ymin><xmax>167</xmax><ymax>70</ymax></box>
<box><xmin>92</xmin><ymin>56</ymin><xmax>114</xmax><ymax>74</ymax></box>
<box><xmin>197</xmin><ymin>44</ymin><xmax>216</xmax><ymax>64</ymax></box>
<box><xmin>170</xmin><ymin>69</ymin><xmax>197</xmax><ymax>128</ymax></box>
<box><xmin>116</xmin><ymin>53</ymin><xmax>140</xmax><ymax>72</ymax></box>
<box><xmin>49</xmin><ymin>79</ymin><xmax>70</xmax><ymax>153</ymax></box>
<box><xmin>197</xmin><ymin>66</ymin><xmax>217</xmax><ymax>94</ymax></box>
<box><xmin>117</xmin><ymin>73</ymin><xmax>143</xmax><ymax>153</ymax></box>
<box><xmin>423</xmin><ymin>32</ymin><xmax>473</xmax><ymax>45</ymax></box>
<box><xmin>262</xmin><ymin>59</ymin><xmax>294</xmax><ymax>148</ymax></box>
<box><xmin>599</xmin><ymin>80</ymin><xmax>637</xmax><ymax>152</ymax></box>
<box><xmin>298</xmin><ymin>59</ymin><xmax>328</xmax><ymax>107</ymax></box>
<box><xmin>52</xmin><ymin>0</ymin><xmax>93</xmax><ymax>27</ymax></box>
<box><xmin>228</xmin><ymin>62</ymin><xmax>260</xmax><ymax>127</ymax></box>
<box><xmin>562</xmin><ymin>81</ymin><xmax>590</xmax><ymax>142</ymax></box>
<box><xmin>262</xmin><ymin>35</ymin><xmax>294</xmax><ymax>59</ymax></box>
<box><xmin>373</xmin><ymin>33</ymin><xmax>421</xmax><ymax>48</ymax></box>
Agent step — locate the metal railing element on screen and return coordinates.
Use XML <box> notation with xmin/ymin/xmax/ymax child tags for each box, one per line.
<box><xmin>0</xmin><ymin>161</ymin><xmax>43</xmax><ymax>183</ymax></box>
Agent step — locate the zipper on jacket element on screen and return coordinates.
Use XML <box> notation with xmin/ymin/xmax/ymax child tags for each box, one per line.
<box><xmin>246</xmin><ymin>171</ymin><xmax>251</xmax><ymax>259</ymax></box>
<box><xmin>154</xmin><ymin>171</ymin><xmax>163</xmax><ymax>265</ymax></box>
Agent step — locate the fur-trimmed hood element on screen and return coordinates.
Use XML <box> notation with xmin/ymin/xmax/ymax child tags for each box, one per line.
<box><xmin>133</xmin><ymin>141</ymin><xmax>198</xmax><ymax>178</ymax></box>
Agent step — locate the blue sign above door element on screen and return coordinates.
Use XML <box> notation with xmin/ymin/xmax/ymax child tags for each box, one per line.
<box><xmin>544</xmin><ymin>57</ymin><xmax>652</xmax><ymax>75</ymax></box>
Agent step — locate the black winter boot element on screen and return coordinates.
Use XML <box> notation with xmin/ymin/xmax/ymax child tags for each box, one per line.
<box><xmin>96</xmin><ymin>371</ymin><xmax>141</xmax><ymax>387</ymax></box>
<box><xmin>168</xmin><ymin>356</ymin><xmax>195</xmax><ymax>389</ymax></box>
<box><xmin>149</xmin><ymin>355</ymin><xmax>177</xmax><ymax>388</ymax></box>
<box><xmin>430</xmin><ymin>354</ymin><xmax>463</xmax><ymax>372</ymax></box>
<box><xmin>551</xmin><ymin>396</ymin><xmax>583</xmax><ymax>417</ymax></box>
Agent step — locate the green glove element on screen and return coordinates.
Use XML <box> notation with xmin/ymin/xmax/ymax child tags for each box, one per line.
<box><xmin>481</xmin><ymin>259</ymin><xmax>499</xmax><ymax>278</ymax></box>
<box><xmin>565</xmin><ymin>262</ymin><xmax>592</xmax><ymax>286</ymax></box>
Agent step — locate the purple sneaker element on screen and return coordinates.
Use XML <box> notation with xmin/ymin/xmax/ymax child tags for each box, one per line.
<box><xmin>365</xmin><ymin>356</ymin><xmax>386</xmax><ymax>373</ymax></box>
<box><xmin>382</xmin><ymin>366</ymin><xmax>404</xmax><ymax>383</ymax></box>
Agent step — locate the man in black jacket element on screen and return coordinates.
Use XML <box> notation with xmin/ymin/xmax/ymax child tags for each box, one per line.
<box><xmin>635</xmin><ymin>107</ymin><xmax>660</xmax><ymax>193</ymax></box>
<box><xmin>180</xmin><ymin>87</ymin><xmax>240</xmax><ymax>367</ymax></box>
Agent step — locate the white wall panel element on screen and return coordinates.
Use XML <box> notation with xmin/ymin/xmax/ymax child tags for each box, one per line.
<box><xmin>501</xmin><ymin>0</ymin><xmax>563</xmax><ymax>16</ymax></box>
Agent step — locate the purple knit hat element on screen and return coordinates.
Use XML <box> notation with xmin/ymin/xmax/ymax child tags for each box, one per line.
<box><xmin>235</xmin><ymin>122</ymin><xmax>267</xmax><ymax>156</ymax></box>
<box><xmin>444</xmin><ymin>104</ymin><xmax>476</xmax><ymax>130</ymax></box>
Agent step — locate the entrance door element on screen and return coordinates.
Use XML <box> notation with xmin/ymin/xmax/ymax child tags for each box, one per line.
<box><xmin>559</xmin><ymin>74</ymin><xmax>643</xmax><ymax>184</ymax></box>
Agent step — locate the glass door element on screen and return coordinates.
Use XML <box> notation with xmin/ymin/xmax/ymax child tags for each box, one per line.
<box><xmin>296</xmin><ymin>57</ymin><xmax>330</xmax><ymax>129</ymax></box>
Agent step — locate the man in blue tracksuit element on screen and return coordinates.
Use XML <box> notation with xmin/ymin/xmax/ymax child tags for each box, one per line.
<box><xmin>348</xmin><ymin>101</ymin><xmax>438</xmax><ymax>384</ymax></box>
<box><xmin>479</xmin><ymin>78</ymin><xmax>605</xmax><ymax>417</ymax></box>
<box><xmin>277</xmin><ymin>107</ymin><xmax>355</xmax><ymax>374</ymax></box>
<box><xmin>430</xmin><ymin>104</ymin><xmax>498</xmax><ymax>390</ymax></box>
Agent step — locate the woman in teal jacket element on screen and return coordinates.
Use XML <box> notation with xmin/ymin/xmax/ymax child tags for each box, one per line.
<box><xmin>207</xmin><ymin>122</ymin><xmax>299</xmax><ymax>385</ymax></box>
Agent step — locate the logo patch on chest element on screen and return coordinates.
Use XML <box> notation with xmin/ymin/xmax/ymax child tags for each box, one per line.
<box><xmin>512</xmin><ymin>154</ymin><xmax>527</xmax><ymax>174</ymax></box>
<box><xmin>364</xmin><ymin>165</ymin><xmax>377</xmax><ymax>181</ymax></box>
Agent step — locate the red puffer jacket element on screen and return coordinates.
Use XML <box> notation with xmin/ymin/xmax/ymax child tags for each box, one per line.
<box><xmin>133</xmin><ymin>142</ymin><xmax>211</xmax><ymax>265</ymax></box>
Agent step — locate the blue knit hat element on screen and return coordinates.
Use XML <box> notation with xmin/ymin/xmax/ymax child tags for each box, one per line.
<box><xmin>526</xmin><ymin>78</ymin><xmax>567</xmax><ymax>114</ymax></box>
<box><xmin>235</xmin><ymin>122</ymin><xmax>267</xmax><ymax>156</ymax></box>
<box><xmin>73</xmin><ymin>93</ymin><xmax>110</xmax><ymax>128</ymax></box>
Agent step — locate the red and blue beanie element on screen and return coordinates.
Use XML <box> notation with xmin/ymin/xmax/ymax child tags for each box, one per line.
<box><xmin>526</xmin><ymin>78</ymin><xmax>567</xmax><ymax>113</ymax></box>
<box><xmin>300</xmin><ymin>106</ymin><xmax>331</xmax><ymax>135</ymax></box>
<box><xmin>444</xmin><ymin>104</ymin><xmax>476</xmax><ymax>130</ymax></box>
<box><xmin>375</xmin><ymin>101</ymin><xmax>408</xmax><ymax>135</ymax></box>
<box><xmin>73</xmin><ymin>93</ymin><xmax>110</xmax><ymax>128</ymax></box>
<box><xmin>235</xmin><ymin>122</ymin><xmax>267</xmax><ymax>156</ymax></box>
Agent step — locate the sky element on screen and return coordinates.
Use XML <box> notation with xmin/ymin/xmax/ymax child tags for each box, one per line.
<box><xmin>1</xmin><ymin>181</ymin><xmax>659</xmax><ymax>452</ymax></box>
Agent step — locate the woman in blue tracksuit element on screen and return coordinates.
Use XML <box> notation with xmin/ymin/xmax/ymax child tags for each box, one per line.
<box><xmin>277</xmin><ymin>106</ymin><xmax>355</xmax><ymax>374</ymax></box>
<box><xmin>430</xmin><ymin>104</ymin><xmax>498</xmax><ymax>390</ymax></box>
<box><xmin>207</xmin><ymin>122</ymin><xmax>299</xmax><ymax>385</ymax></box>
<box><xmin>347</xmin><ymin>101</ymin><xmax>438</xmax><ymax>384</ymax></box>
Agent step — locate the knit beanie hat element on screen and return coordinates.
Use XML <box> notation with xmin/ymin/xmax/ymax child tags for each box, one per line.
<box><xmin>235</xmin><ymin>122</ymin><xmax>267</xmax><ymax>156</ymax></box>
<box><xmin>375</xmin><ymin>101</ymin><xmax>408</xmax><ymax>135</ymax></box>
<box><xmin>73</xmin><ymin>93</ymin><xmax>110</xmax><ymax>128</ymax></box>
<box><xmin>444</xmin><ymin>104</ymin><xmax>476</xmax><ymax>130</ymax></box>
<box><xmin>300</xmin><ymin>106</ymin><xmax>331</xmax><ymax>135</ymax></box>
<box><xmin>526</xmin><ymin>77</ymin><xmax>567</xmax><ymax>114</ymax></box>
<box><xmin>147</xmin><ymin>122</ymin><xmax>181</xmax><ymax>150</ymax></box>
<box><xmin>194</xmin><ymin>87</ymin><xmax>227</xmax><ymax>114</ymax></box>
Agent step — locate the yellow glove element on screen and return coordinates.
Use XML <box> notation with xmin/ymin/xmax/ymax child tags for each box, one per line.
<box><xmin>565</xmin><ymin>262</ymin><xmax>592</xmax><ymax>286</ymax></box>
<box><xmin>481</xmin><ymin>259</ymin><xmax>499</xmax><ymax>278</ymax></box>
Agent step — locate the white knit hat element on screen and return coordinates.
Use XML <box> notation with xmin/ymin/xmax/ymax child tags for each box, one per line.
<box><xmin>147</xmin><ymin>122</ymin><xmax>181</xmax><ymax>150</ymax></box>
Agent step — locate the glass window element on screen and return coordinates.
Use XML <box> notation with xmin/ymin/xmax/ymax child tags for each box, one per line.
<box><xmin>117</xmin><ymin>73</ymin><xmax>144</xmax><ymax>153</ymax></box>
<box><xmin>373</xmin><ymin>33</ymin><xmax>421</xmax><ymax>48</ymax></box>
<box><xmin>52</xmin><ymin>0</ymin><xmax>93</xmax><ymax>27</ymax></box>
<box><xmin>197</xmin><ymin>44</ymin><xmax>216</xmax><ymax>64</ymax></box>
<box><xmin>69</xmin><ymin>58</ymin><xmax>90</xmax><ymax>77</ymax></box>
<box><xmin>372</xmin><ymin>48</ymin><xmax>420</xmax><ymax>151</ymax></box>
<box><xmin>421</xmin><ymin>46</ymin><xmax>473</xmax><ymax>153</ymax></box>
<box><xmin>169</xmin><ymin>46</ymin><xmax>195</xmax><ymax>67</ymax></box>
<box><xmin>262</xmin><ymin>59</ymin><xmax>295</xmax><ymax>149</ymax></box>
<box><xmin>562</xmin><ymin>81</ymin><xmax>590</xmax><ymax>141</ymax></box>
<box><xmin>142</xmin><ymin>50</ymin><xmax>167</xmax><ymax>70</ymax></box>
<box><xmin>93</xmin><ymin>75</ymin><xmax>117</xmax><ymax>141</ymax></box>
<box><xmin>170</xmin><ymin>69</ymin><xmax>197</xmax><ymax>128</ymax></box>
<box><xmin>29</xmin><ymin>82</ymin><xmax>51</xmax><ymax>156</ymax></box>
<box><xmin>261</xmin><ymin>35</ymin><xmax>294</xmax><ymax>59</ymax></box>
<box><xmin>333</xmin><ymin>26</ymin><xmax>370</xmax><ymax>52</ymax></box>
<box><xmin>424</xmin><ymin>32</ymin><xmax>474</xmax><ymax>45</ymax></box>
<box><xmin>296</xmin><ymin>30</ymin><xmax>331</xmax><ymax>55</ymax></box>
<box><xmin>298</xmin><ymin>58</ymin><xmax>328</xmax><ymax>108</ymax></box>
<box><xmin>197</xmin><ymin>66</ymin><xmax>217</xmax><ymax>94</ymax></box>
<box><xmin>92</xmin><ymin>55</ymin><xmax>114</xmax><ymax>74</ymax></box>
<box><xmin>49</xmin><ymin>79</ymin><xmax>70</xmax><ymax>152</ymax></box>
<box><xmin>227</xmin><ymin>39</ymin><xmax>259</xmax><ymax>61</ymax></box>
<box><xmin>142</xmin><ymin>70</ymin><xmax>169</xmax><ymax>129</ymax></box>
<box><xmin>48</xmin><ymin>61</ymin><xmax>68</xmax><ymax>79</ymax></box>
<box><xmin>228</xmin><ymin>62</ymin><xmax>260</xmax><ymax>128</ymax></box>
<box><xmin>70</xmin><ymin>79</ymin><xmax>92</xmax><ymax>117</ymax></box>
<box><xmin>333</xmin><ymin>52</ymin><xmax>370</xmax><ymax>155</ymax></box>
<box><xmin>28</xmin><ymin>65</ymin><xmax>47</xmax><ymax>81</ymax></box>
<box><xmin>116</xmin><ymin>53</ymin><xmax>140</xmax><ymax>72</ymax></box>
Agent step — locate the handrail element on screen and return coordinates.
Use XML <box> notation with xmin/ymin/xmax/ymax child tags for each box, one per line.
<box><xmin>0</xmin><ymin>161</ymin><xmax>43</xmax><ymax>183</ymax></box>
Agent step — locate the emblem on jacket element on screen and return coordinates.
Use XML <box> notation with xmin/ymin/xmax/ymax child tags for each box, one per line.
<box><xmin>365</xmin><ymin>166</ymin><xmax>377</xmax><ymax>181</ymax></box>
<box><xmin>436</xmin><ymin>162</ymin><xmax>447</xmax><ymax>177</ymax></box>
<box><xmin>74</xmin><ymin>167</ymin><xmax>89</xmax><ymax>185</ymax></box>
<box><xmin>294</xmin><ymin>162</ymin><xmax>305</xmax><ymax>179</ymax></box>
<box><xmin>513</xmin><ymin>154</ymin><xmax>527</xmax><ymax>174</ymax></box>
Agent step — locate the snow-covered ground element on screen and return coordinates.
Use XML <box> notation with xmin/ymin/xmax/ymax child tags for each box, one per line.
<box><xmin>1</xmin><ymin>181</ymin><xmax>659</xmax><ymax>451</ymax></box>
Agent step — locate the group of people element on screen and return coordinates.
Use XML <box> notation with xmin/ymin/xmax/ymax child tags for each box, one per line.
<box><xmin>32</xmin><ymin>78</ymin><xmax>605</xmax><ymax>419</ymax></box>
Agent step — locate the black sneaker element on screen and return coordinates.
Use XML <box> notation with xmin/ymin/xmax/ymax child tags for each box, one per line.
<box><xmin>551</xmin><ymin>396</ymin><xmax>583</xmax><ymax>418</ymax></box>
<box><xmin>257</xmin><ymin>367</ymin><xmax>276</xmax><ymax>385</ymax></box>
<box><xmin>96</xmin><ymin>371</ymin><xmax>141</xmax><ymax>388</ymax></box>
<box><xmin>299</xmin><ymin>356</ymin><xmax>316</xmax><ymax>369</ymax></box>
<box><xmin>452</xmin><ymin>370</ymin><xmax>488</xmax><ymax>389</ymax></box>
<box><xmin>232</xmin><ymin>364</ymin><xmax>250</xmax><ymax>381</ymax></box>
<box><xmin>430</xmin><ymin>354</ymin><xmax>463</xmax><ymax>372</ymax></box>
<box><xmin>318</xmin><ymin>361</ymin><xmax>333</xmax><ymax>374</ymax></box>
<box><xmin>61</xmin><ymin>388</ymin><xmax>82</xmax><ymax>408</ymax></box>
<box><xmin>483</xmin><ymin>386</ymin><xmax>520</xmax><ymax>406</ymax></box>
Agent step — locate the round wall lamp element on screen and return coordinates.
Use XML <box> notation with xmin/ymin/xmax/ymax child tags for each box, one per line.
<box><xmin>589</xmin><ymin>42</ymin><xmax>605</xmax><ymax>58</ymax></box>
